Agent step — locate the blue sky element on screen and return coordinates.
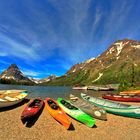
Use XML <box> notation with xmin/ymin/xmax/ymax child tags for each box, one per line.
<box><xmin>0</xmin><ymin>0</ymin><xmax>140</xmax><ymax>78</ymax></box>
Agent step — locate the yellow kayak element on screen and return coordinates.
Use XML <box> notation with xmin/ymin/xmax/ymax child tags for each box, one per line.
<box><xmin>0</xmin><ymin>90</ymin><xmax>28</xmax><ymax>108</ymax></box>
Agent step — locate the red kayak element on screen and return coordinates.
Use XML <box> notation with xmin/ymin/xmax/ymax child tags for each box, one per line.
<box><xmin>21</xmin><ymin>98</ymin><xmax>44</xmax><ymax>124</ymax></box>
<box><xmin>102</xmin><ymin>94</ymin><xmax>140</xmax><ymax>102</ymax></box>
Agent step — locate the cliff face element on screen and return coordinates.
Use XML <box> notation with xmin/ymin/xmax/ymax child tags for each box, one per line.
<box><xmin>46</xmin><ymin>39</ymin><xmax>140</xmax><ymax>86</ymax></box>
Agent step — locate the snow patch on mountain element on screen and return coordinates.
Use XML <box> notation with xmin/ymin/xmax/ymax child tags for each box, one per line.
<box><xmin>116</xmin><ymin>56</ymin><xmax>120</xmax><ymax>60</ymax></box>
<box><xmin>84</xmin><ymin>70</ymin><xmax>87</xmax><ymax>75</ymax></box>
<box><xmin>132</xmin><ymin>45</ymin><xmax>140</xmax><ymax>49</ymax></box>
<box><xmin>115</xmin><ymin>42</ymin><xmax>124</xmax><ymax>56</ymax></box>
<box><xmin>106</xmin><ymin>46</ymin><xmax>115</xmax><ymax>55</ymax></box>
<box><xmin>106</xmin><ymin>41</ymin><xmax>125</xmax><ymax>56</ymax></box>
<box><xmin>106</xmin><ymin>64</ymin><xmax>112</xmax><ymax>69</ymax></box>
<box><xmin>1</xmin><ymin>75</ymin><xmax>15</xmax><ymax>80</ymax></box>
<box><xmin>85</xmin><ymin>57</ymin><xmax>95</xmax><ymax>63</ymax></box>
<box><xmin>72</xmin><ymin>69</ymin><xmax>76</xmax><ymax>73</ymax></box>
<box><xmin>92</xmin><ymin>73</ymin><xmax>103</xmax><ymax>83</ymax></box>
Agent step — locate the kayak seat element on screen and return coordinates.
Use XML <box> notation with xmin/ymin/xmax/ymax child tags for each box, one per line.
<box><xmin>49</xmin><ymin>102</ymin><xmax>59</xmax><ymax>110</ymax></box>
<box><xmin>67</xmin><ymin>105</ymin><xmax>73</xmax><ymax>109</ymax></box>
<box><xmin>34</xmin><ymin>102</ymin><xmax>41</xmax><ymax>107</ymax></box>
<box><xmin>61</xmin><ymin>100</ymin><xmax>66</xmax><ymax>104</ymax></box>
<box><xmin>29</xmin><ymin>100</ymin><xmax>41</xmax><ymax>107</ymax></box>
<box><xmin>66</xmin><ymin>104</ymin><xmax>78</xmax><ymax>110</ymax></box>
<box><xmin>48</xmin><ymin>100</ymin><xmax>53</xmax><ymax>104</ymax></box>
<box><xmin>50</xmin><ymin>104</ymin><xmax>59</xmax><ymax>110</ymax></box>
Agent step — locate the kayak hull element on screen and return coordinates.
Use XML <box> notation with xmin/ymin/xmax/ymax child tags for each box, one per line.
<box><xmin>57</xmin><ymin>98</ymin><xmax>96</xmax><ymax>128</ymax></box>
<box><xmin>81</xmin><ymin>93</ymin><xmax>140</xmax><ymax>119</ymax></box>
<box><xmin>120</xmin><ymin>90</ymin><xmax>140</xmax><ymax>94</ymax></box>
<box><xmin>88</xmin><ymin>86</ymin><xmax>114</xmax><ymax>91</ymax></box>
<box><xmin>72</xmin><ymin>86</ymin><xmax>87</xmax><ymax>90</ymax></box>
<box><xmin>21</xmin><ymin>98</ymin><xmax>44</xmax><ymax>123</ymax></box>
<box><xmin>70</xmin><ymin>94</ymin><xmax>107</xmax><ymax>121</ymax></box>
<box><xmin>46</xmin><ymin>98</ymin><xmax>71</xmax><ymax>130</ymax></box>
<box><xmin>0</xmin><ymin>90</ymin><xmax>28</xmax><ymax>108</ymax></box>
<box><xmin>102</xmin><ymin>94</ymin><xmax>140</xmax><ymax>102</ymax></box>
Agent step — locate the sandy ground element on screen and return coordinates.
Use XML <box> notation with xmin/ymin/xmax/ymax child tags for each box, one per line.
<box><xmin>0</xmin><ymin>100</ymin><xmax>140</xmax><ymax>140</ymax></box>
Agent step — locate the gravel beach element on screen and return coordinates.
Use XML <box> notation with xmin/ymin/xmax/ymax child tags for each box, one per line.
<box><xmin>0</xmin><ymin>100</ymin><xmax>140</xmax><ymax>140</ymax></box>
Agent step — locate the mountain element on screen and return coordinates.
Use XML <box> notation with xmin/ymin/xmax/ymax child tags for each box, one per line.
<box><xmin>29</xmin><ymin>77</ymin><xmax>41</xmax><ymax>84</ymax></box>
<box><xmin>0</xmin><ymin>64</ymin><xmax>34</xmax><ymax>85</ymax></box>
<box><xmin>45</xmin><ymin>39</ymin><xmax>140</xmax><ymax>86</ymax></box>
<box><xmin>39</xmin><ymin>75</ymin><xmax>57</xmax><ymax>84</ymax></box>
<box><xmin>29</xmin><ymin>75</ymin><xmax>57</xmax><ymax>84</ymax></box>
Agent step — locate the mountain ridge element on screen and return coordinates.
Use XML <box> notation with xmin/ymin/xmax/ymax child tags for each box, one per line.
<box><xmin>45</xmin><ymin>38</ymin><xmax>140</xmax><ymax>86</ymax></box>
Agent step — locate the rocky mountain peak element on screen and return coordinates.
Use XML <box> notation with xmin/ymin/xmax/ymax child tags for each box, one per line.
<box><xmin>0</xmin><ymin>64</ymin><xmax>32</xmax><ymax>84</ymax></box>
<box><xmin>6</xmin><ymin>64</ymin><xmax>20</xmax><ymax>72</ymax></box>
<box><xmin>105</xmin><ymin>39</ymin><xmax>140</xmax><ymax>60</ymax></box>
<box><xmin>9</xmin><ymin>64</ymin><xmax>18</xmax><ymax>68</ymax></box>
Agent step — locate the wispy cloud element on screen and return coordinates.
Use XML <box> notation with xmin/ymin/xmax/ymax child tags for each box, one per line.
<box><xmin>21</xmin><ymin>70</ymin><xmax>42</xmax><ymax>77</ymax></box>
<box><xmin>0</xmin><ymin>32</ymin><xmax>41</xmax><ymax>61</ymax></box>
<box><xmin>0</xmin><ymin>0</ymin><xmax>140</xmax><ymax>77</ymax></box>
<box><xmin>101</xmin><ymin>1</ymin><xmax>134</xmax><ymax>40</ymax></box>
<box><xmin>0</xmin><ymin>59</ymin><xmax>10</xmax><ymax>65</ymax></box>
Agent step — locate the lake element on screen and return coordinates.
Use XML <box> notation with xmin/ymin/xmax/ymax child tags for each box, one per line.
<box><xmin>0</xmin><ymin>84</ymin><xmax>107</xmax><ymax>99</ymax></box>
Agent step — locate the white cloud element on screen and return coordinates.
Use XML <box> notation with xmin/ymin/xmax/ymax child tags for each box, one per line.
<box><xmin>0</xmin><ymin>32</ymin><xmax>41</xmax><ymax>61</ymax></box>
<box><xmin>100</xmin><ymin>1</ymin><xmax>134</xmax><ymax>42</ymax></box>
<box><xmin>21</xmin><ymin>69</ymin><xmax>42</xmax><ymax>77</ymax></box>
<box><xmin>0</xmin><ymin>0</ymin><xmax>139</xmax><ymax>75</ymax></box>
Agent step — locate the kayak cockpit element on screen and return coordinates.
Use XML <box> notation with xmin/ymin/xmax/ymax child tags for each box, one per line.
<box><xmin>60</xmin><ymin>100</ymin><xmax>78</xmax><ymax>110</ymax></box>
<box><xmin>47</xmin><ymin>99</ymin><xmax>59</xmax><ymax>110</ymax></box>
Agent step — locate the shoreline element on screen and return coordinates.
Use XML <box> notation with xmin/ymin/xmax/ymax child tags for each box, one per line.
<box><xmin>0</xmin><ymin>99</ymin><xmax>140</xmax><ymax>140</ymax></box>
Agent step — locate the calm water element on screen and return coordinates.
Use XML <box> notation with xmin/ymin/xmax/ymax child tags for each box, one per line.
<box><xmin>0</xmin><ymin>84</ymin><xmax>106</xmax><ymax>99</ymax></box>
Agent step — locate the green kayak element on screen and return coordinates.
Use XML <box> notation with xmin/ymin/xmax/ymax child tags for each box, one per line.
<box><xmin>81</xmin><ymin>93</ymin><xmax>140</xmax><ymax>119</ymax></box>
<box><xmin>57</xmin><ymin>98</ymin><xmax>96</xmax><ymax>128</ymax></box>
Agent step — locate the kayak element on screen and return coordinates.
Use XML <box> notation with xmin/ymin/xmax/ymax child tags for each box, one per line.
<box><xmin>120</xmin><ymin>90</ymin><xmax>140</xmax><ymax>94</ymax></box>
<box><xmin>0</xmin><ymin>90</ymin><xmax>28</xmax><ymax>108</ymax></box>
<box><xmin>87</xmin><ymin>86</ymin><xmax>114</xmax><ymax>91</ymax></box>
<box><xmin>102</xmin><ymin>93</ymin><xmax>140</xmax><ymax>102</ymax></box>
<box><xmin>21</xmin><ymin>98</ymin><xmax>44</xmax><ymax>124</ymax></box>
<box><xmin>81</xmin><ymin>93</ymin><xmax>140</xmax><ymax>119</ymax></box>
<box><xmin>46</xmin><ymin>98</ymin><xmax>72</xmax><ymax>129</ymax></box>
<box><xmin>70</xmin><ymin>94</ymin><xmax>107</xmax><ymax>121</ymax></box>
<box><xmin>72</xmin><ymin>86</ymin><xmax>87</xmax><ymax>90</ymax></box>
<box><xmin>57</xmin><ymin>98</ymin><xmax>96</xmax><ymax>128</ymax></box>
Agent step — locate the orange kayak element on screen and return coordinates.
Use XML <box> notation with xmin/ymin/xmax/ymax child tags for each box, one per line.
<box><xmin>45</xmin><ymin>98</ymin><xmax>72</xmax><ymax>129</ymax></box>
<box><xmin>120</xmin><ymin>90</ymin><xmax>140</xmax><ymax>94</ymax></box>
